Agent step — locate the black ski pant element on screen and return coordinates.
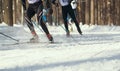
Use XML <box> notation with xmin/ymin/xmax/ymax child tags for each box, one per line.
<box><xmin>61</xmin><ymin>4</ymin><xmax>82</xmax><ymax>33</ymax></box>
<box><xmin>25</xmin><ymin>1</ymin><xmax>49</xmax><ymax>34</ymax></box>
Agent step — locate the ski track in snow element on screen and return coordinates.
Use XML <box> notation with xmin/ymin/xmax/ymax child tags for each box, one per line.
<box><xmin>0</xmin><ymin>23</ymin><xmax>120</xmax><ymax>71</ymax></box>
<box><xmin>1</xmin><ymin>33</ymin><xmax>120</xmax><ymax>50</ymax></box>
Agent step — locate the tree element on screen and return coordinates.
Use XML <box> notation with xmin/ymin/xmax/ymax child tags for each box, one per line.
<box><xmin>0</xmin><ymin>0</ymin><xmax>2</xmax><ymax>23</ymax></box>
<box><xmin>3</xmin><ymin>0</ymin><xmax>13</xmax><ymax>26</ymax></box>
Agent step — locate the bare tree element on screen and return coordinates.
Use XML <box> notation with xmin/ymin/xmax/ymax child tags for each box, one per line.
<box><xmin>0</xmin><ymin>0</ymin><xmax>2</xmax><ymax>23</ymax></box>
<box><xmin>3</xmin><ymin>0</ymin><xmax>13</xmax><ymax>26</ymax></box>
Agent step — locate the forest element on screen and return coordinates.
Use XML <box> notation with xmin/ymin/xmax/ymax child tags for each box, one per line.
<box><xmin>0</xmin><ymin>0</ymin><xmax>120</xmax><ymax>26</ymax></box>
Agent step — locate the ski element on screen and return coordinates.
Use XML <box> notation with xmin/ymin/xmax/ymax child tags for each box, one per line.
<box><xmin>1</xmin><ymin>41</ymin><xmax>62</xmax><ymax>46</ymax></box>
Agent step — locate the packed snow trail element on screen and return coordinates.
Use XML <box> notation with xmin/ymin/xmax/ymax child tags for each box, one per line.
<box><xmin>0</xmin><ymin>23</ymin><xmax>120</xmax><ymax>71</ymax></box>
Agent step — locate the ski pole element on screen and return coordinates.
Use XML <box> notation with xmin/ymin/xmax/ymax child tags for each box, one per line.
<box><xmin>0</xmin><ymin>32</ymin><xmax>19</xmax><ymax>42</ymax></box>
<box><xmin>24</xmin><ymin>16</ymin><xmax>43</xmax><ymax>32</ymax></box>
<box><xmin>59</xmin><ymin>24</ymin><xmax>77</xmax><ymax>41</ymax></box>
<box><xmin>32</xmin><ymin>20</ymin><xmax>44</xmax><ymax>32</ymax></box>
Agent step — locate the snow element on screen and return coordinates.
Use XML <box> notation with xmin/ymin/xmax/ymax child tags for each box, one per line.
<box><xmin>0</xmin><ymin>22</ymin><xmax>120</xmax><ymax>71</ymax></box>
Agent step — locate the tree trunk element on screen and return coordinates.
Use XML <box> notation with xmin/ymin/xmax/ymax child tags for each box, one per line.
<box><xmin>85</xmin><ymin>0</ymin><xmax>90</xmax><ymax>25</ymax></box>
<box><xmin>80</xmin><ymin>0</ymin><xmax>85</xmax><ymax>25</ymax></box>
<box><xmin>3</xmin><ymin>0</ymin><xmax>13</xmax><ymax>26</ymax></box>
<box><xmin>119</xmin><ymin>0</ymin><xmax>120</xmax><ymax>25</ymax></box>
<box><xmin>94</xmin><ymin>0</ymin><xmax>98</xmax><ymax>25</ymax></box>
<box><xmin>45</xmin><ymin>0</ymin><xmax>53</xmax><ymax>25</ymax></box>
<box><xmin>90</xmin><ymin>0</ymin><xmax>94</xmax><ymax>25</ymax></box>
<box><xmin>0</xmin><ymin>0</ymin><xmax>2</xmax><ymax>23</ymax></box>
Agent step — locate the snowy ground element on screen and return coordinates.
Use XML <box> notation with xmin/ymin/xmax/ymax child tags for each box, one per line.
<box><xmin>0</xmin><ymin>22</ymin><xmax>120</xmax><ymax>71</ymax></box>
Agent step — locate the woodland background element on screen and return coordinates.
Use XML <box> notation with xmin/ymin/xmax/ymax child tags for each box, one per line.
<box><xmin>0</xmin><ymin>0</ymin><xmax>120</xmax><ymax>26</ymax></box>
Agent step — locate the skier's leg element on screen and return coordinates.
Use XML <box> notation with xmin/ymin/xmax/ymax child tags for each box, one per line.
<box><xmin>67</xmin><ymin>15</ymin><xmax>73</xmax><ymax>32</ymax></box>
<box><xmin>25</xmin><ymin>5</ymin><xmax>39</xmax><ymax>42</ymax></box>
<box><xmin>37</xmin><ymin>4</ymin><xmax>53</xmax><ymax>41</ymax></box>
<box><xmin>62</xmin><ymin>6</ymin><xmax>70</xmax><ymax>36</ymax></box>
<box><xmin>69</xmin><ymin>6</ymin><xmax>82</xmax><ymax>35</ymax></box>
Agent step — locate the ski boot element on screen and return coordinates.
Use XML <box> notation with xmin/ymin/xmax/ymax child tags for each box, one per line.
<box><xmin>66</xmin><ymin>31</ymin><xmax>70</xmax><ymax>37</ymax></box>
<box><xmin>47</xmin><ymin>34</ymin><xmax>54</xmax><ymax>43</ymax></box>
<box><xmin>79</xmin><ymin>30</ymin><xmax>82</xmax><ymax>35</ymax></box>
<box><xmin>30</xmin><ymin>35</ymin><xmax>39</xmax><ymax>43</ymax></box>
<box><xmin>77</xmin><ymin>29</ymin><xmax>82</xmax><ymax>35</ymax></box>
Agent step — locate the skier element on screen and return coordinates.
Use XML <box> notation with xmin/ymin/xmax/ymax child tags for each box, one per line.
<box><xmin>52</xmin><ymin>0</ymin><xmax>82</xmax><ymax>36</ymax></box>
<box><xmin>21</xmin><ymin>0</ymin><xmax>53</xmax><ymax>42</ymax></box>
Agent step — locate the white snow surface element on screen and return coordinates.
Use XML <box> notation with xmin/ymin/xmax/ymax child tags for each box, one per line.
<box><xmin>0</xmin><ymin>22</ymin><xmax>120</xmax><ymax>71</ymax></box>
